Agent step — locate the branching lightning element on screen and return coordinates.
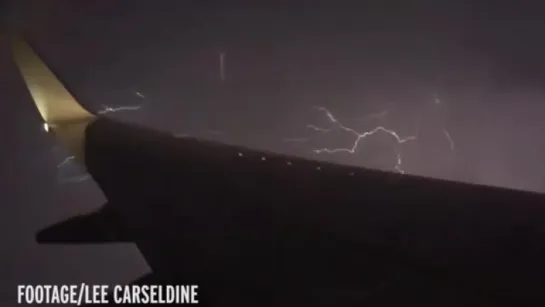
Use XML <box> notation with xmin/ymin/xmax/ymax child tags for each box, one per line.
<box><xmin>50</xmin><ymin>84</ymin><xmax>454</xmax><ymax>182</ymax></box>
<box><xmin>307</xmin><ymin>106</ymin><xmax>416</xmax><ymax>174</ymax></box>
<box><xmin>54</xmin><ymin>96</ymin><xmax>144</xmax><ymax>184</ymax></box>
<box><xmin>286</xmin><ymin>92</ymin><xmax>456</xmax><ymax>175</ymax></box>
<box><xmin>96</xmin><ymin>91</ymin><xmax>145</xmax><ymax>115</ymax></box>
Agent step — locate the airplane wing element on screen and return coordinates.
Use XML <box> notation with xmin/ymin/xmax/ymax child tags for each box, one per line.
<box><xmin>12</xmin><ymin>37</ymin><xmax>545</xmax><ymax>306</ymax></box>
<box><xmin>11</xmin><ymin>37</ymin><xmax>94</xmax><ymax>163</ymax></box>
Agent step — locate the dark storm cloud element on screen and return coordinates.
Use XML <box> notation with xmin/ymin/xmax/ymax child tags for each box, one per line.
<box><xmin>3</xmin><ymin>1</ymin><xmax>545</xmax><ymax>305</ymax></box>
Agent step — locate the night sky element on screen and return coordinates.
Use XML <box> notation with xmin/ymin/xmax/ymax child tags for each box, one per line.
<box><xmin>2</xmin><ymin>1</ymin><xmax>545</xmax><ymax>305</ymax></box>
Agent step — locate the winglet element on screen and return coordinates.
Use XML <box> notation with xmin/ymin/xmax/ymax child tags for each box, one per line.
<box><xmin>11</xmin><ymin>37</ymin><xmax>95</xmax><ymax>163</ymax></box>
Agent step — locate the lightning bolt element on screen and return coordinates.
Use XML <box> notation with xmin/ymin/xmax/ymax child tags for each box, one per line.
<box><xmin>394</xmin><ymin>153</ymin><xmax>404</xmax><ymax>174</ymax></box>
<box><xmin>97</xmin><ymin>91</ymin><xmax>145</xmax><ymax>115</ymax></box>
<box><xmin>307</xmin><ymin>125</ymin><xmax>332</xmax><ymax>133</ymax></box>
<box><xmin>57</xmin><ymin>156</ymin><xmax>75</xmax><ymax>169</ymax></box>
<box><xmin>443</xmin><ymin>128</ymin><xmax>454</xmax><ymax>151</ymax></box>
<box><xmin>294</xmin><ymin>92</ymin><xmax>455</xmax><ymax>175</ymax></box>
<box><xmin>358</xmin><ymin>110</ymin><xmax>389</xmax><ymax>121</ymax></box>
<box><xmin>433</xmin><ymin>93</ymin><xmax>455</xmax><ymax>153</ymax></box>
<box><xmin>308</xmin><ymin>106</ymin><xmax>416</xmax><ymax>174</ymax></box>
<box><xmin>98</xmin><ymin>104</ymin><xmax>141</xmax><ymax>114</ymax></box>
<box><xmin>54</xmin><ymin>155</ymin><xmax>90</xmax><ymax>184</ymax></box>
<box><xmin>52</xmin><ymin>97</ymin><xmax>144</xmax><ymax>184</ymax></box>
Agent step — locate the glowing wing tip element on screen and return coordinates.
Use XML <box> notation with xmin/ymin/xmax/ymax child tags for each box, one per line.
<box><xmin>11</xmin><ymin>36</ymin><xmax>95</xmax><ymax>163</ymax></box>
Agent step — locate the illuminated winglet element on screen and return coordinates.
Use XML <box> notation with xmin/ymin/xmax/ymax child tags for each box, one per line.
<box><xmin>11</xmin><ymin>37</ymin><xmax>95</xmax><ymax>163</ymax></box>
